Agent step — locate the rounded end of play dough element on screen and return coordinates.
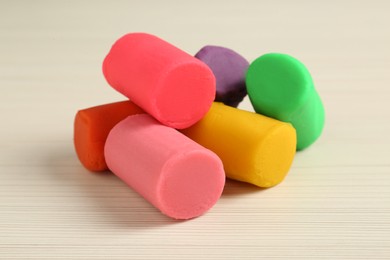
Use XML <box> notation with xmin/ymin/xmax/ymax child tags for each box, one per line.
<box><xmin>101</xmin><ymin>32</ymin><xmax>162</xmax><ymax>94</ymax></box>
<box><xmin>74</xmin><ymin>110</ymin><xmax>107</xmax><ymax>172</ymax></box>
<box><xmin>246</xmin><ymin>53</ymin><xmax>313</xmax><ymax>118</ymax></box>
<box><xmin>195</xmin><ymin>45</ymin><xmax>249</xmax><ymax>107</ymax></box>
<box><xmin>157</xmin><ymin>149</ymin><xmax>225</xmax><ymax>220</ymax></box>
<box><xmin>251</xmin><ymin>122</ymin><xmax>297</xmax><ymax>187</ymax></box>
<box><xmin>102</xmin><ymin>39</ymin><xmax>122</xmax><ymax>91</ymax></box>
<box><xmin>74</xmin><ymin>101</ymin><xmax>144</xmax><ymax>172</ymax></box>
<box><xmin>154</xmin><ymin>62</ymin><xmax>216</xmax><ymax>129</ymax></box>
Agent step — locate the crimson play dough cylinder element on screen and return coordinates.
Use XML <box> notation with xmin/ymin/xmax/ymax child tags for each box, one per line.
<box><xmin>74</xmin><ymin>101</ymin><xmax>144</xmax><ymax>171</ymax></box>
<box><xmin>104</xmin><ymin>114</ymin><xmax>225</xmax><ymax>219</ymax></box>
<box><xmin>180</xmin><ymin>102</ymin><xmax>297</xmax><ymax>188</ymax></box>
<box><xmin>103</xmin><ymin>33</ymin><xmax>216</xmax><ymax>129</ymax></box>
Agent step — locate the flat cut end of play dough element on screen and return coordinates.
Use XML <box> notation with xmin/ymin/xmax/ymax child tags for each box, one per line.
<box><xmin>246</xmin><ymin>53</ymin><xmax>325</xmax><ymax>150</ymax></box>
<box><xmin>155</xmin><ymin>62</ymin><xmax>216</xmax><ymax>129</ymax></box>
<box><xmin>180</xmin><ymin>102</ymin><xmax>297</xmax><ymax>188</ymax></box>
<box><xmin>102</xmin><ymin>32</ymin><xmax>216</xmax><ymax>129</ymax></box>
<box><xmin>158</xmin><ymin>150</ymin><xmax>225</xmax><ymax>219</ymax></box>
<box><xmin>252</xmin><ymin>123</ymin><xmax>297</xmax><ymax>187</ymax></box>
<box><xmin>246</xmin><ymin>53</ymin><xmax>313</xmax><ymax>116</ymax></box>
<box><xmin>104</xmin><ymin>114</ymin><xmax>225</xmax><ymax>220</ymax></box>
<box><xmin>195</xmin><ymin>45</ymin><xmax>249</xmax><ymax>107</ymax></box>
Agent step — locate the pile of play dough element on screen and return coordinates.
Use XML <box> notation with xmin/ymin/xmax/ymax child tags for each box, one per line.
<box><xmin>74</xmin><ymin>32</ymin><xmax>325</xmax><ymax>220</ymax></box>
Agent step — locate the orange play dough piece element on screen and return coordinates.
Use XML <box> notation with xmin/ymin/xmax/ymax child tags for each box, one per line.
<box><xmin>74</xmin><ymin>101</ymin><xmax>144</xmax><ymax>171</ymax></box>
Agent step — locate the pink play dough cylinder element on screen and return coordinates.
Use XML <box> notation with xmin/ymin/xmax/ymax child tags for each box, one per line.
<box><xmin>103</xmin><ymin>33</ymin><xmax>216</xmax><ymax>129</ymax></box>
<box><xmin>104</xmin><ymin>114</ymin><xmax>225</xmax><ymax>219</ymax></box>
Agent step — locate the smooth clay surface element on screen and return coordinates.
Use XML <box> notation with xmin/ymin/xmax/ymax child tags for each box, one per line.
<box><xmin>74</xmin><ymin>101</ymin><xmax>143</xmax><ymax>171</ymax></box>
<box><xmin>195</xmin><ymin>45</ymin><xmax>249</xmax><ymax>107</ymax></box>
<box><xmin>104</xmin><ymin>114</ymin><xmax>225</xmax><ymax>219</ymax></box>
<box><xmin>181</xmin><ymin>102</ymin><xmax>297</xmax><ymax>188</ymax></box>
<box><xmin>74</xmin><ymin>100</ymin><xmax>296</xmax><ymax>187</ymax></box>
<box><xmin>103</xmin><ymin>33</ymin><xmax>216</xmax><ymax>129</ymax></box>
<box><xmin>246</xmin><ymin>53</ymin><xmax>325</xmax><ymax>150</ymax></box>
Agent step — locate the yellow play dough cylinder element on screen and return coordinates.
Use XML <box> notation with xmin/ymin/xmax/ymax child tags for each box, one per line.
<box><xmin>181</xmin><ymin>102</ymin><xmax>297</xmax><ymax>187</ymax></box>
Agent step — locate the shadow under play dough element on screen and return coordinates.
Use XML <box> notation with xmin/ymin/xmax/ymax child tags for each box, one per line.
<box><xmin>246</xmin><ymin>53</ymin><xmax>325</xmax><ymax>150</ymax></box>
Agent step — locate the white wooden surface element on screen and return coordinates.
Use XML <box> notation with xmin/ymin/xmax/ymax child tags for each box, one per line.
<box><xmin>1</xmin><ymin>0</ymin><xmax>389</xmax><ymax>259</ymax></box>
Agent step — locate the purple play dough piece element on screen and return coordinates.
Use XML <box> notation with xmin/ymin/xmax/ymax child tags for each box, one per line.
<box><xmin>195</xmin><ymin>45</ymin><xmax>249</xmax><ymax>107</ymax></box>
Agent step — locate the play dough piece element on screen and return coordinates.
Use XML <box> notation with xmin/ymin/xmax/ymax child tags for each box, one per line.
<box><xmin>246</xmin><ymin>53</ymin><xmax>325</xmax><ymax>150</ymax></box>
<box><xmin>74</xmin><ymin>100</ymin><xmax>296</xmax><ymax>187</ymax></box>
<box><xmin>104</xmin><ymin>114</ymin><xmax>225</xmax><ymax>219</ymax></box>
<box><xmin>195</xmin><ymin>45</ymin><xmax>249</xmax><ymax>107</ymax></box>
<box><xmin>103</xmin><ymin>33</ymin><xmax>216</xmax><ymax>129</ymax></box>
<box><xmin>180</xmin><ymin>102</ymin><xmax>296</xmax><ymax>188</ymax></box>
<box><xmin>74</xmin><ymin>101</ymin><xmax>143</xmax><ymax>171</ymax></box>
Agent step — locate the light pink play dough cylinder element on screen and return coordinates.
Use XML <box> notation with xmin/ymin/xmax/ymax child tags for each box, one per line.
<box><xmin>103</xmin><ymin>33</ymin><xmax>216</xmax><ymax>129</ymax></box>
<box><xmin>104</xmin><ymin>114</ymin><xmax>225</xmax><ymax>219</ymax></box>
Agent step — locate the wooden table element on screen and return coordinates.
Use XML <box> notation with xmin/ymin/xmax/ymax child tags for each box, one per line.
<box><xmin>1</xmin><ymin>1</ymin><xmax>389</xmax><ymax>259</ymax></box>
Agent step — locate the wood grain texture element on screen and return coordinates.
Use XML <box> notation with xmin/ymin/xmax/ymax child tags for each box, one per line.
<box><xmin>1</xmin><ymin>0</ymin><xmax>389</xmax><ymax>259</ymax></box>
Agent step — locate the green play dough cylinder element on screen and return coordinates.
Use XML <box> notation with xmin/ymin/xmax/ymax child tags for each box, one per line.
<box><xmin>246</xmin><ymin>53</ymin><xmax>325</xmax><ymax>150</ymax></box>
